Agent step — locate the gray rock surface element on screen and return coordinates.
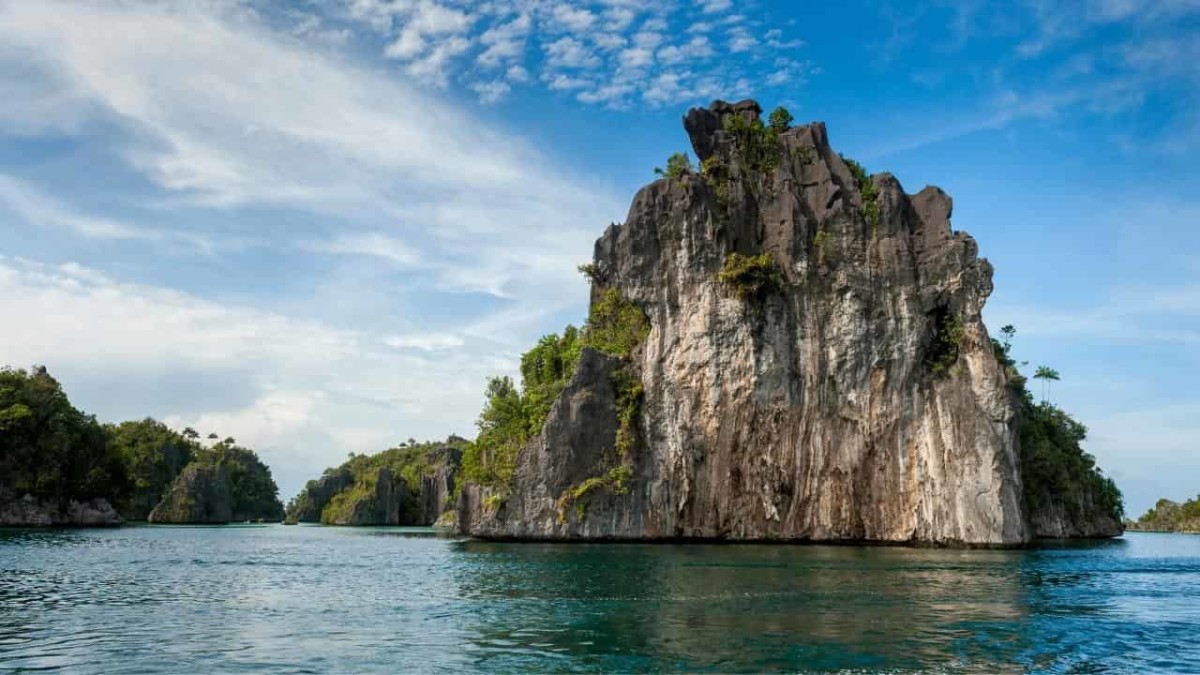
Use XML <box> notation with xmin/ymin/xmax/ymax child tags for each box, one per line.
<box><xmin>0</xmin><ymin>492</ymin><xmax>121</xmax><ymax>527</ymax></box>
<box><xmin>414</xmin><ymin>448</ymin><xmax>462</xmax><ymax>524</ymax></box>
<box><xmin>459</xmin><ymin>100</ymin><xmax>1100</xmax><ymax>545</ymax></box>
<box><xmin>148</xmin><ymin>464</ymin><xmax>232</xmax><ymax>524</ymax></box>
<box><xmin>286</xmin><ymin>468</ymin><xmax>355</xmax><ymax>523</ymax></box>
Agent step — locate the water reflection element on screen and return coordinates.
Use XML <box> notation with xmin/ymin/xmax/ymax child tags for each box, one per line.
<box><xmin>449</xmin><ymin>542</ymin><xmax>1039</xmax><ymax>672</ymax></box>
<box><xmin>1</xmin><ymin>529</ymin><xmax>1198</xmax><ymax>673</ymax></box>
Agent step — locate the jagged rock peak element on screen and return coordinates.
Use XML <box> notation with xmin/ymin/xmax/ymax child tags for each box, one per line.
<box><xmin>458</xmin><ymin>100</ymin><xmax>1121</xmax><ymax>546</ymax></box>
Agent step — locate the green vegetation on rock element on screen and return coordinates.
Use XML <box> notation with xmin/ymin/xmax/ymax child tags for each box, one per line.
<box><xmin>717</xmin><ymin>252</ymin><xmax>784</xmax><ymax>300</ymax></box>
<box><xmin>0</xmin><ymin>365</ymin><xmax>283</xmax><ymax>524</ymax></box>
<box><xmin>557</xmin><ymin>464</ymin><xmax>633</xmax><ymax>523</ymax></box>
<box><xmin>463</xmin><ymin>288</ymin><xmax>649</xmax><ymax>492</ymax></box>
<box><xmin>194</xmin><ymin>439</ymin><xmax>284</xmax><ymax>522</ymax></box>
<box><xmin>0</xmin><ymin>366</ymin><xmax>126</xmax><ymax>508</ymax></box>
<box><xmin>654</xmin><ymin>152</ymin><xmax>693</xmax><ymax>180</ymax></box>
<box><xmin>992</xmin><ymin>331</ymin><xmax>1124</xmax><ymax>524</ymax></box>
<box><xmin>288</xmin><ymin>436</ymin><xmax>468</xmax><ymax>525</ymax></box>
<box><xmin>585</xmin><ymin>288</ymin><xmax>650</xmax><ymax>359</ymax></box>
<box><xmin>926</xmin><ymin>308</ymin><xmax>965</xmax><ymax>377</ymax></box>
<box><xmin>841</xmin><ymin>154</ymin><xmax>881</xmax><ymax>234</ymax></box>
<box><xmin>106</xmin><ymin>418</ymin><xmax>196</xmax><ymax>519</ymax></box>
<box><xmin>721</xmin><ymin>110</ymin><xmax>781</xmax><ymax>175</ymax></box>
<box><xmin>1131</xmin><ymin>497</ymin><xmax>1200</xmax><ymax>532</ymax></box>
<box><xmin>767</xmin><ymin>106</ymin><xmax>793</xmax><ymax>133</ymax></box>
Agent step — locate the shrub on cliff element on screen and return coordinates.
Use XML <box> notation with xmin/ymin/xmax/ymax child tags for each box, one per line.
<box><xmin>654</xmin><ymin>152</ymin><xmax>693</xmax><ymax>180</ymax></box>
<box><xmin>841</xmin><ymin>154</ymin><xmax>881</xmax><ymax>233</ymax></box>
<box><xmin>718</xmin><ymin>252</ymin><xmax>784</xmax><ymax>300</ymax></box>
<box><xmin>584</xmin><ymin>289</ymin><xmax>649</xmax><ymax>358</ymax></box>
<box><xmin>721</xmin><ymin>110</ymin><xmax>781</xmax><ymax>175</ymax></box>
<box><xmin>768</xmin><ymin>106</ymin><xmax>793</xmax><ymax>132</ymax></box>
<box><xmin>463</xmin><ymin>289</ymin><xmax>649</xmax><ymax>489</ymax></box>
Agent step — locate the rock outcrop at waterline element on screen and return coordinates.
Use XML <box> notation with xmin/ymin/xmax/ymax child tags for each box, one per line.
<box><xmin>286</xmin><ymin>439</ymin><xmax>464</xmax><ymax>525</ymax></box>
<box><xmin>0</xmin><ymin>491</ymin><xmax>122</xmax><ymax>527</ymax></box>
<box><xmin>458</xmin><ymin>100</ymin><xmax>1121</xmax><ymax>545</ymax></box>
<box><xmin>148</xmin><ymin>464</ymin><xmax>232</xmax><ymax>524</ymax></box>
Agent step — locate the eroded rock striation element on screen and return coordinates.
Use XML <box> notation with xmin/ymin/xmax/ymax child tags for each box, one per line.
<box><xmin>459</xmin><ymin>100</ymin><xmax>1121</xmax><ymax>545</ymax></box>
<box><xmin>148</xmin><ymin>464</ymin><xmax>232</xmax><ymax>524</ymax></box>
<box><xmin>287</xmin><ymin>439</ymin><xmax>464</xmax><ymax>526</ymax></box>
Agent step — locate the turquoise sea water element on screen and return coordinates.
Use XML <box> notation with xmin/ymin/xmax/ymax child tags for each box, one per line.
<box><xmin>0</xmin><ymin>526</ymin><xmax>1197</xmax><ymax>673</ymax></box>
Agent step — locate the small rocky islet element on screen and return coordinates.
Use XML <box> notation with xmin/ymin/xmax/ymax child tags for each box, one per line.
<box><xmin>1127</xmin><ymin>497</ymin><xmax>1200</xmax><ymax>533</ymax></box>
<box><xmin>2</xmin><ymin>99</ymin><xmax>1124</xmax><ymax>544</ymax></box>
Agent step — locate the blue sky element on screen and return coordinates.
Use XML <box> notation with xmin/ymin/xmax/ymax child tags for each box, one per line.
<box><xmin>0</xmin><ymin>0</ymin><xmax>1196</xmax><ymax>515</ymax></box>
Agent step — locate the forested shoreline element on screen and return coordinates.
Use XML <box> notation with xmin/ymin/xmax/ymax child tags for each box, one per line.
<box><xmin>0</xmin><ymin>366</ymin><xmax>282</xmax><ymax>526</ymax></box>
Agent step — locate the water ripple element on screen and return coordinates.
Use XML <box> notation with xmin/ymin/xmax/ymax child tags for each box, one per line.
<box><xmin>1</xmin><ymin>527</ymin><xmax>1198</xmax><ymax>672</ymax></box>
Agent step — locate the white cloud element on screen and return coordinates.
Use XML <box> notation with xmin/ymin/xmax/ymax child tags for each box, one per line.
<box><xmin>0</xmin><ymin>174</ymin><xmax>214</xmax><ymax>251</ymax></box>
<box><xmin>0</xmin><ymin>256</ymin><xmax>509</xmax><ymax>498</ymax></box>
<box><xmin>330</xmin><ymin>0</ymin><xmax>810</xmax><ymax>109</ymax></box>
<box><xmin>545</xmin><ymin>36</ymin><xmax>601</xmax><ymax>68</ymax></box>
<box><xmin>477</xmin><ymin>13</ymin><xmax>530</xmax><ymax>68</ymax></box>
<box><xmin>304</xmin><ymin>232</ymin><xmax>422</xmax><ymax>267</ymax></box>
<box><xmin>471</xmin><ymin>78</ymin><xmax>512</xmax><ymax>103</ymax></box>
<box><xmin>728</xmin><ymin>26</ymin><xmax>757</xmax><ymax>53</ymax></box>
<box><xmin>0</xmin><ymin>0</ymin><xmax>630</xmax><ymax>498</ymax></box>
<box><xmin>550</xmin><ymin>4</ymin><xmax>596</xmax><ymax>33</ymax></box>
<box><xmin>383</xmin><ymin>333</ymin><xmax>465</xmax><ymax>350</ymax></box>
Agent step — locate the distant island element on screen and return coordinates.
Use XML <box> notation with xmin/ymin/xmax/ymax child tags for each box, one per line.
<box><xmin>0</xmin><ymin>366</ymin><xmax>282</xmax><ymax>526</ymax></box>
<box><xmin>1127</xmin><ymin>498</ymin><xmax>1200</xmax><ymax>533</ymax></box>
<box><xmin>284</xmin><ymin>437</ymin><xmax>465</xmax><ymax>526</ymax></box>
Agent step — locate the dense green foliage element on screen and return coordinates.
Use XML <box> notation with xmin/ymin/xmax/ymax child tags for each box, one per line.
<box><xmin>0</xmin><ymin>365</ymin><xmax>283</xmax><ymax>522</ymax></box>
<box><xmin>577</xmin><ymin>263</ymin><xmax>601</xmax><ymax>283</ymax></box>
<box><xmin>841</xmin><ymin>154</ymin><xmax>880</xmax><ymax>233</ymax></box>
<box><xmin>106</xmin><ymin>418</ymin><xmax>196</xmax><ymax>519</ymax></box>
<box><xmin>585</xmin><ymin>289</ymin><xmax>650</xmax><ymax>358</ymax></box>
<box><xmin>290</xmin><ymin>437</ymin><xmax>468</xmax><ymax>524</ymax></box>
<box><xmin>1135</xmin><ymin>497</ymin><xmax>1200</xmax><ymax>531</ymax></box>
<box><xmin>654</xmin><ymin>152</ymin><xmax>693</xmax><ymax>180</ymax></box>
<box><xmin>717</xmin><ymin>252</ymin><xmax>784</xmax><ymax>300</ymax></box>
<box><xmin>0</xmin><ymin>367</ymin><xmax>126</xmax><ymax>505</ymax></box>
<box><xmin>721</xmin><ymin>111</ymin><xmax>781</xmax><ymax>175</ymax></box>
<box><xmin>992</xmin><ymin>333</ymin><xmax>1124</xmax><ymax>523</ymax></box>
<box><xmin>767</xmin><ymin>106</ymin><xmax>793</xmax><ymax>132</ymax></box>
<box><xmin>195</xmin><ymin>440</ymin><xmax>284</xmax><ymax>521</ymax></box>
<box><xmin>925</xmin><ymin>309</ymin><xmax>965</xmax><ymax>377</ymax></box>
<box><xmin>462</xmin><ymin>327</ymin><xmax>587</xmax><ymax>488</ymax></box>
<box><xmin>463</xmin><ymin>288</ymin><xmax>649</xmax><ymax>490</ymax></box>
<box><xmin>1018</xmin><ymin>396</ymin><xmax>1124</xmax><ymax>522</ymax></box>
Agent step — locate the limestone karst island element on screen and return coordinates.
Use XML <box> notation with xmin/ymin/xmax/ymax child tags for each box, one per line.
<box><xmin>3</xmin><ymin>102</ymin><xmax>1123</xmax><ymax>547</ymax></box>
<box><xmin>4</xmin><ymin>0</ymin><xmax>1198</xmax><ymax>669</ymax></box>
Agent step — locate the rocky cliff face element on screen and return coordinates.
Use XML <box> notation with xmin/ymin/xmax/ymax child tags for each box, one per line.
<box><xmin>148</xmin><ymin>464</ymin><xmax>232</xmax><ymax>524</ymax></box>
<box><xmin>416</xmin><ymin>448</ymin><xmax>461</xmax><ymax>524</ymax></box>
<box><xmin>322</xmin><ymin>468</ymin><xmax>408</xmax><ymax>526</ymax></box>
<box><xmin>0</xmin><ymin>490</ymin><xmax>122</xmax><ymax>527</ymax></box>
<box><xmin>459</xmin><ymin>100</ymin><xmax>1119</xmax><ymax>546</ymax></box>
<box><xmin>287</xmin><ymin>443</ymin><xmax>463</xmax><ymax>526</ymax></box>
<box><xmin>286</xmin><ymin>468</ymin><xmax>355</xmax><ymax>523</ymax></box>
